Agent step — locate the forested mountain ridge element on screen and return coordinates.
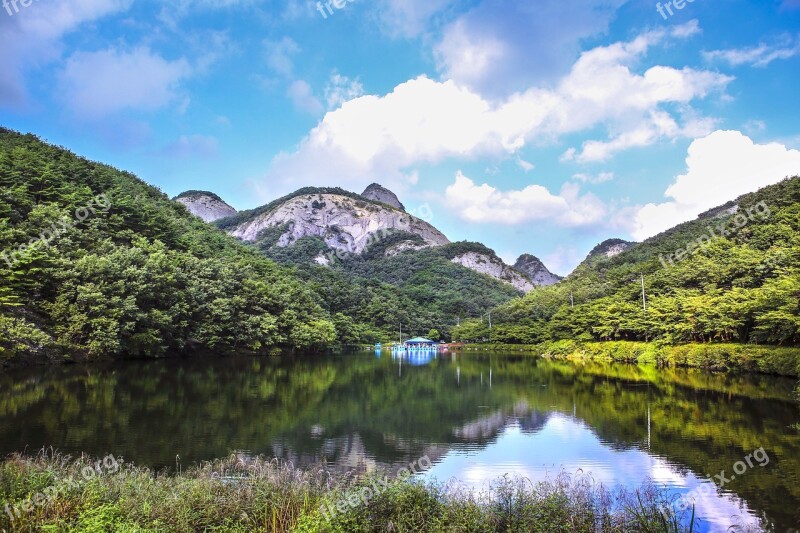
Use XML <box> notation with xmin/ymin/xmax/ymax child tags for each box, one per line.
<box><xmin>0</xmin><ymin>129</ymin><xmax>345</xmax><ymax>363</ymax></box>
<box><xmin>454</xmin><ymin>176</ymin><xmax>800</xmax><ymax>347</ymax></box>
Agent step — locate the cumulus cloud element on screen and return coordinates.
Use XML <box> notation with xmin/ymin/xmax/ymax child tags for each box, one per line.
<box><xmin>58</xmin><ymin>47</ymin><xmax>192</xmax><ymax>119</ymax></box>
<box><xmin>259</xmin><ymin>25</ymin><xmax>729</xmax><ymax>195</ymax></box>
<box><xmin>444</xmin><ymin>172</ymin><xmax>607</xmax><ymax>227</ymax></box>
<box><xmin>629</xmin><ymin>130</ymin><xmax>800</xmax><ymax>240</ymax></box>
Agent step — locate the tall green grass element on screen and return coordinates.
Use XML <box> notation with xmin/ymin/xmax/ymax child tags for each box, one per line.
<box><xmin>0</xmin><ymin>450</ymin><xmax>707</xmax><ymax>532</ymax></box>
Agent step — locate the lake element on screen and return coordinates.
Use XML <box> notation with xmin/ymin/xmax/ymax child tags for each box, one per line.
<box><xmin>1</xmin><ymin>351</ymin><xmax>798</xmax><ymax>532</ymax></box>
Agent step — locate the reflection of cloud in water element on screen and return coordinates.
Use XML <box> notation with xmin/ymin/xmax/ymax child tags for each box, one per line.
<box><xmin>420</xmin><ymin>413</ymin><xmax>760</xmax><ymax>533</ymax></box>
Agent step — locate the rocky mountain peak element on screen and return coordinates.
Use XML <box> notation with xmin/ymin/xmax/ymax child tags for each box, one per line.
<box><xmin>513</xmin><ymin>254</ymin><xmax>563</xmax><ymax>287</ymax></box>
<box><xmin>361</xmin><ymin>183</ymin><xmax>405</xmax><ymax>211</ymax></box>
<box><xmin>174</xmin><ymin>191</ymin><xmax>237</xmax><ymax>223</ymax></box>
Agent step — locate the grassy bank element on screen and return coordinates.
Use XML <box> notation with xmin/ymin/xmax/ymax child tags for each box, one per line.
<box><xmin>455</xmin><ymin>341</ymin><xmax>800</xmax><ymax>377</ymax></box>
<box><xmin>0</xmin><ymin>451</ymin><xmax>701</xmax><ymax>532</ymax></box>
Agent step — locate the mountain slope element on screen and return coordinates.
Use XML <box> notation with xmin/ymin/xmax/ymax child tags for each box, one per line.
<box><xmin>454</xmin><ymin>176</ymin><xmax>800</xmax><ymax>347</ymax></box>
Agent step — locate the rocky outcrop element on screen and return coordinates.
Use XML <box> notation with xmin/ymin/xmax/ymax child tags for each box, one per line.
<box><xmin>175</xmin><ymin>191</ymin><xmax>237</xmax><ymax>223</ymax></box>
<box><xmin>227</xmin><ymin>193</ymin><xmax>448</xmax><ymax>254</ymax></box>
<box><xmin>451</xmin><ymin>252</ymin><xmax>534</xmax><ymax>293</ymax></box>
<box><xmin>384</xmin><ymin>241</ymin><xmax>434</xmax><ymax>257</ymax></box>
<box><xmin>513</xmin><ymin>254</ymin><xmax>562</xmax><ymax>287</ymax></box>
<box><xmin>587</xmin><ymin>238</ymin><xmax>634</xmax><ymax>260</ymax></box>
<box><xmin>361</xmin><ymin>183</ymin><xmax>405</xmax><ymax>211</ymax></box>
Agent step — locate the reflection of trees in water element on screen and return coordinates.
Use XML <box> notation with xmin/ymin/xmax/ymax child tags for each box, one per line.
<box><xmin>0</xmin><ymin>354</ymin><xmax>798</xmax><ymax>528</ymax></box>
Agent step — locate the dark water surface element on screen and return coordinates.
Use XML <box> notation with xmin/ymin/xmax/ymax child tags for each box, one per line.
<box><xmin>1</xmin><ymin>351</ymin><xmax>798</xmax><ymax>532</ymax></box>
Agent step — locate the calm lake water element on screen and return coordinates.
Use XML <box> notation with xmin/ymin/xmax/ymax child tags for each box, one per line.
<box><xmin>1</xmin><ymin>351</ymin><xmax>798</xmax><ymax>532</ymax></box>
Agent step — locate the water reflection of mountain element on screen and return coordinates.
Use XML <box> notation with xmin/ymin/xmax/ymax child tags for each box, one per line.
<box><xmin>267</xmin><ymin>433</ymin><xmax>450</xmax><ymax>475</ymax></box>
<box><xmin>452</xmin><ymin>402</ymin><xmax>551</xmax><ymax>441</ymax></box>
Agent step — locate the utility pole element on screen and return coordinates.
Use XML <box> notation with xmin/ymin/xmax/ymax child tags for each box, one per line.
<box><xmin>399</xmin><ymin>323</ymin><xmax>402</xmax><ymax>345</ymax></box>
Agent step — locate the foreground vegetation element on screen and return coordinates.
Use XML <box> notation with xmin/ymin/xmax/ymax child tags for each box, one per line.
<box><xmin>0</xmin><ymin>451</ymin><xmax>702</xmax><ymax>532</ymax></box>
<box><xmin>456</xmin><ymin>341</ymin><xmax>800</xmax><ymax>377</ymax></box>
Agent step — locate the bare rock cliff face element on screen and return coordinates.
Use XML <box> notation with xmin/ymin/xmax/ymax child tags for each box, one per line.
<box><xmin>175</xmin><ymin>192</ymin><xmax>237</xmax><ymax>223</ymax></box>
<box><xmin>589</xmin><ymin>238</ymin><xmax>634</xmax><ymax>260</ymax></box>
<box><xmin>361</xmin><ymin>183</ymin><xmax>405</xmax><ymax>211</ymax></box>
<box><xmin>228</xmin><ymin>193</ymin><xmax>448</xmax><ymax>254</ymax></box>
<box><xmin>513</xmin><ymin>254</ymin><xmax>562</xmax><ymax>287</ymax></box>
<box><xmin>451</xmin><ymin>252</ymin><xmax>535</xmax><ymax>293</ymax></box>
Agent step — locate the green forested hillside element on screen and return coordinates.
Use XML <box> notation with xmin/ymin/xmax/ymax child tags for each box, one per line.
<box><xmin>257</xmin><ymin>233</ymin><xmax>521</xmax><ymax>342</ymax></box>
<box><xmin>454</xmin><ymin>176</ymin><xmax>800</xmax><ymax>346</ymax></box>
<box><xmin>0</xmin><ymin>129</ymin><xmax>343</xmax><ymax>363</ymax></box>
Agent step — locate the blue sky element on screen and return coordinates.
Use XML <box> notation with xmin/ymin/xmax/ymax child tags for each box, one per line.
<box><xmin>1</xmin><ymin>0</ymin><xmax>800</xmax><ymax>274</ymax></box>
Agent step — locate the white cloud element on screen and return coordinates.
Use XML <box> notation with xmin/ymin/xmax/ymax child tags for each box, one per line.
<box><xmin>58</xmin><ymin>47</ymin><xmax>192</xmax><ymax>119</ymax></box>
<box><xmin>287</xmin><ymin>80</ymin><xmax>323</xmax><ymax>115</ymax></box>
<box><xmin>325</xmin><ymin>73</ymin><xmax>365</xmax><ymax>110</ymax></box>
<box><xmin>444</xmin><ymin>172</ymin><xmax>607</xmax><ymax>227</ymax></box>
<box><xmin>0</xmin><ymin>0</ymin><xmax>132</xmax><ymax>108</ymax></box>
<box><xmin>704</xmin><ymin>37</ymin><xmax>800</xmax><ymax>67</ymax></box>
<box><xmin>259</xmin><ymin>26</ymin><xmax>730</xmax><ymax>195</ymax></box>
<box><xmin>629</xmin><ymin>130</ymin><xmax>800</xmax><ymax>240</ymax></box>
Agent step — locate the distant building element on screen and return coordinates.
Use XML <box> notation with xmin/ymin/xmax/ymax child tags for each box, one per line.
<box><xmin>403</xmin><ymin>337</ymin><xmax>437</xmax><ymax>348</ymax></box>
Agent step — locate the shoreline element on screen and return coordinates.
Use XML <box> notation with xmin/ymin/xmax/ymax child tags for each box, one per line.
<box><xmin>452</xmin><ymin>340</ymin><xmax>800</xmax><ymax>378</ymax></box>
